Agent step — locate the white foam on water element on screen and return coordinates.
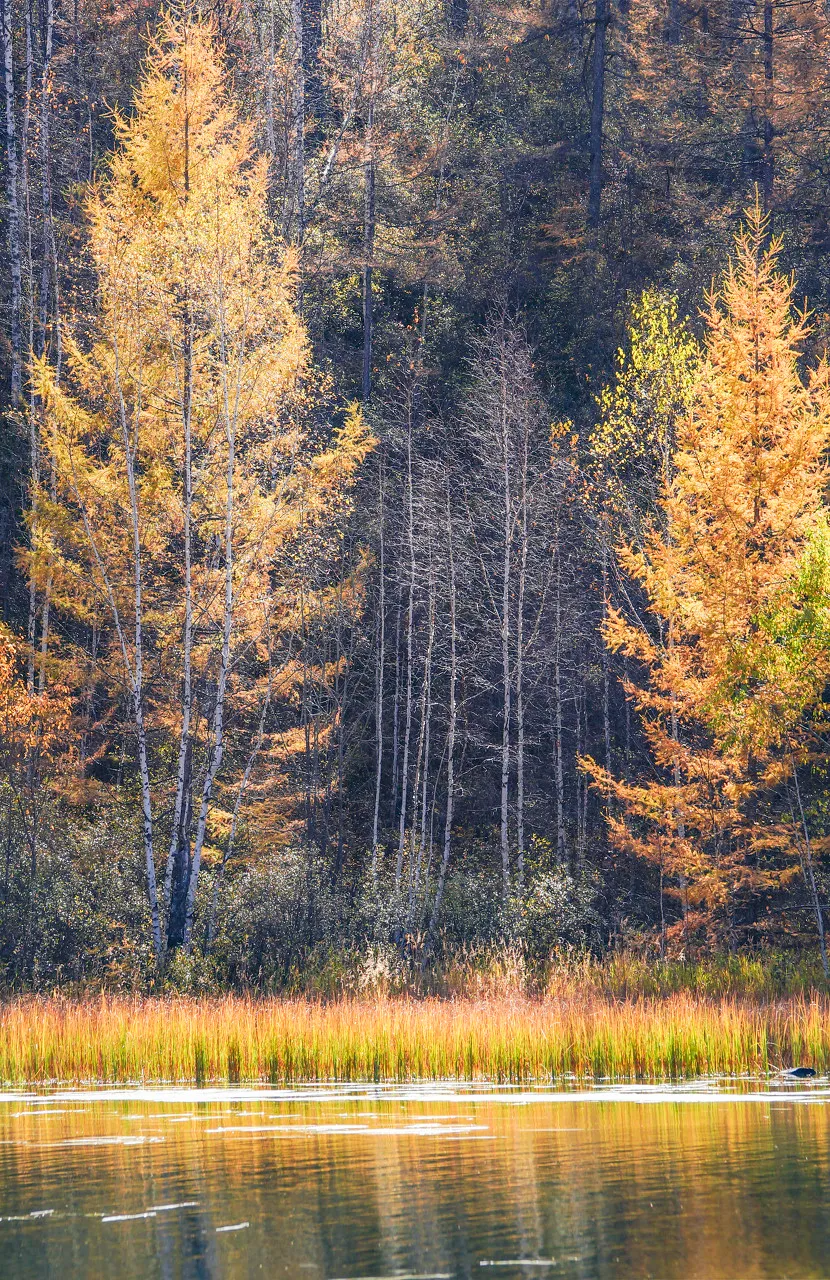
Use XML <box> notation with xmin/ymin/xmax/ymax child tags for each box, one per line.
<box><xmin>1</xmin><ymin>1081</ymin><xmax>828</xmax><ymax>1107</ymax></box>
<box><xmin>204</xmin><ymin>1122</ymin><xmax>490</xmax><ymax>1137</ymax></box>
<box><xmin>479</xmin><ymin>1262</ymin><xmax>556</xmax><ymax>1269</ymax></box>
<box><xmin>146</xmin><ymin>1201</ymin><xmax>199</xmax><ymax>1212</ymax></box>
<box><xmin>0</xmin><ymin>1213</ymin><xmax>57</xmax><ymax>1223</ymax></box>
<box><xmin>101</xmin><ymin>1211</ymin><xmax>158</xmax><ymax>1223</ymax></box>
<box><xmin>216</xmin><ymin>1221</ymin><xmax>249</xmax><ymax>1232</ymax></box>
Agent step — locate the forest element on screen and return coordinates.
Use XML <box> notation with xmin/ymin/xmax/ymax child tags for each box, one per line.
<box><xmin>2</xmin><ymin>0</ymin><xmax>830</xmax><ymax>992</ymax></box>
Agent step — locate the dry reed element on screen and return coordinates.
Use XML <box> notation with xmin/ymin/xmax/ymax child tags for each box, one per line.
<box><xmin>0</xmin><ymin>993</ymin><xmax>828</xmax><ymax>1084</ymax></box>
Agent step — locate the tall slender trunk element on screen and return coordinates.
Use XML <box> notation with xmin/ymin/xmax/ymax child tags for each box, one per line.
<box><xmin>575</xmin><ymin>682</ymin><xmax>585</xmax><ymax>864</ymax></box>
<box><xmin>37</xmin><ymin>0</ymin><xmax>57</xmax><ymax>368</ymax></box>
<box><xmin>761</xmin><ymin>0</ymin><xmax>774</xmax><ymax>211</ymax></box>
<box><xmin>414</xmin><ymin>558</ymin><xmax>436</xmax><ymax>911</ymax></box>
<box><xmin>790</xmin><ymin>757</ymin><xmax>828</xmax><ymax>980</ymax></box>
<box><xmin>183</xmin><ymin>285</ymin><xmax>238</xmax><ymax>952</ymax></box>
<box><xmin>163</xmin><ymin>300</ymin><xmax>195</xmax><ymax>947</ymax></box>
<box><xmin>500</xmin><ymin>375</ymin><xmax>512</xmax><ymax>900</ymax></box>
<box><xmin>334</xmin><ymin>575</ymin><xmax>351</xmax><ymax>879</ymax></box>
<box><xmin>371</xmin><ymin>454</ymin><xmax>385</xmax><ymax>869</ymax></box>
<box><xmin>430</xmin><ymin>484</ymin><xmax>457</xmax><ymax>933</ymax></box>
<box><xmin>1</xmin><ymin>0</ymin><xmax>23</xmax><ymax>406</ymax></box>
<box><xmin>300</xmin><ymin>573</ymin><xmax>314</xmax><ymax>842</ymax></box>
<box><xmin>554</xmin><ymin>541</ymin><xmax>566</xmax><ymax>863</ymax></box>
<box><xmin>111</xmin><ymin>341</ymin><xmax>162</xmax><ymax>962</ymax></box>
<box><xmin>395</xmin><ymin>414</ymin><xmax>416</xmax><ymax>894</ymax></box>
<box><xmin>515</xmin><ymin>430</ymin><xmax>529</xmax><ymax>890</ymax></box>
<box><xmin>22</xmin><ymin>0</ymin><xmax>36</xmax><ymax>691</ymax></box>
<box><xmin>667</xmin><ymin>624</ymin><xmax>688</xmax><ymax>918</ymax></box>
<box><xmin>408</xmin><ymin>641</ymin><xmax>427</xmax><ymax>916</ymax></box>
<box><xmin>361</xmin><ymin>70</ymin><xmax>375</xmax><ymax>399</ymax></box>
<box><xmin>263</xmin><ymin>0</ymin><xmax>277</xmax><ymax>161</ymax></box>
<box><xmin>290</xmin><ymin>0</ymin><xmax>306</xmax><ymax>243</ymax></box>
<box><xmin>34</xmin><ymin>0</ymin><xmax>59</xmax><ymax>697</ymax></box>
<box><xmin>390</xmin><ymin>584</ymin><xmax>402</xmax><ymax>818</ymax></box>
<box><xmin>601</xmin><ymin>544</ymin><xmax>612</xmax><ymax>798</ymax></box>
<box><xmin>21</xmin><ymin>0</ymin><xmax>32</xmax><ymax>372</ymax></box>
<box><xmin>587</xmin><ymin>0</ymin><xmax>608</xmax><ymax>228</ymax></box>
<box><xmin>163</xmin><ymin>100</ymin><xmax>195</xmax><ymax>949</ymax></box>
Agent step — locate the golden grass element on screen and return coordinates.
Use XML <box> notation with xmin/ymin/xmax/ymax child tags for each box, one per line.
<box><xmin>1</xmin><ymin>993</ymin><xmax>828</xmax><ymax>1084</ymax></box>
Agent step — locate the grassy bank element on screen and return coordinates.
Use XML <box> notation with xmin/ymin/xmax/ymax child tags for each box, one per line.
<box><xmin>1</xmin><ymin>992</ymin><xmax>829</xmax><ymax>1084</ymax></box>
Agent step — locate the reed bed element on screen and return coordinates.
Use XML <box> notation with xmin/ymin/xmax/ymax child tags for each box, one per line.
<box><xmin>1</xmin><ymin>993</ymin><xmax>828</xmax><ymax>1084</ymax></box>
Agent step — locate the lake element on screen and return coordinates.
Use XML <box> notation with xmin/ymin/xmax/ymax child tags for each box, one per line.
<box><xmin>0</xmin><ymin>1081</ymin><xmax>828</xmax><ymax>1278</ymax></box>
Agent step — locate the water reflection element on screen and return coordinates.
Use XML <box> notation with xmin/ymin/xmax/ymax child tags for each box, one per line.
<box><xmin>0</xmin><ymin>1084</ymin><xmax>828</xmax><ymax>1278</ymax></box>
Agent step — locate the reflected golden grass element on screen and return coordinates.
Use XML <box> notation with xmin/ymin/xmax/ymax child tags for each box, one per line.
<box><xmin>1</xmin><ymin>993</ymin><xmax>829</xmax><ymax>1083</ymax></box>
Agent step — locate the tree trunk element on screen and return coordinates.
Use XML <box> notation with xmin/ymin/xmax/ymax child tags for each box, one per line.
<box><xmin>163</xmin><ymin>285</ymin><xmax>195</xmax><ymax>950</ymax></box>
<box><xmin>361</xmin><ymin>55</ymin><xmax>375</xmax><ymax>399</ymax></box>
<box><xmin>22</xmin><ymin>0</ymin><xmax>35</xmax><ymax>691</ymax></box>
<box><xmin>515</xmin><ymin>430</ymin><xmax>528</xmax><ymax>890</ymax></box>
<box><xmin>371</xmin><ymin>453</ymin><xmax>385</xmax><ymax>869</ymax></box>
<box><xmin>761</xmin><ymin>0</ymin><xmax>774</xmax><ymax>212</ymax></box>
<box><xmin>414</xmin><ymin>557</ymin><xmax>436</xmax><ymax>911</ymax></box>
<box><xmin>430</xmin><ymin>483</ymin><xmax>458</xmax><ymax>933</ymax></box>
<box><xmin>601</xmin><ymin>544</ymin><xmax>612</xmax><ymax>801</ymax></box>
<box><xmin>391</xmin><ymin>584</ymin><xmax>402</xmax><ymax>820</ymax></box>
<box><xmin>500</xmin><ymin>377</ymin><xmax>512</xmax><ymax>900</ymax></box>
<box><xmin>183</xmin><ymin>289</ymin><xmax>238</xmax><ymax>952</ymax></box>
<box><xmin>790</xmin><ymin>757</ymin><xmax>829</xmax><ymax>980</ymax></box>
<box><xmin>290</xmin><ymin>0</ymin><xmax>306</xmax><ymax>243</ymax></box>
<box><xmin>166</xmin><ymin>740</ymin><xmax>192</xmax><ymax>950</ymax></box>
<box><xmin>395</xmin><ymin>413</ymin><xmax>416</xmax><ymax>895</ymax></box>
<box><xmin>554</xmin><ymin>542</ymin><xmax>566</xmax><ymax>863</ymax></box>
<box><xmin>1</xmin><ymin>0</ymin><xmax>23</xmax><ymax>406</ymax></box>
<box><xmin>37</xmin><ymin>0</ymin><xmax>58</xmax><ymax>371</ymax></box>
<box><xmin>113</xmin><ymin>340</ymin><xmax>163</xmax><ymax>962</ymax></box>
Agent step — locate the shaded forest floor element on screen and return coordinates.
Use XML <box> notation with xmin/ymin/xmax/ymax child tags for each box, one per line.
<box><xmin>2</xmin><ymin>951</ymin><xmax>830</xmax><ymax>1084</ymax></box>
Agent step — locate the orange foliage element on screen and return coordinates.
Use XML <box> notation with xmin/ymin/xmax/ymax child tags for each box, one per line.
<box><xmin>585</xmin><ymin>202</ymin><xmax>830</xmax><ymax>944</ymax></box>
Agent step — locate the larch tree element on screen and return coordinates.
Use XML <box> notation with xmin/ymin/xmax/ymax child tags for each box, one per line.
<box><xmin>586</xmin><ymin>203</ymin><xmax>830</xmax><ymax>953</ymax></box>
<box><xmin>31</xmin><ymin>17</ymin><xmax>373</xmax><ymax>963</ymax></box>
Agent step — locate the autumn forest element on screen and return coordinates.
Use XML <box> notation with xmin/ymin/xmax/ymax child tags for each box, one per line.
<box><xmin>2</xmin><ymin>0</ymin><xmax>830</xmax><ymax>991</ymax></box>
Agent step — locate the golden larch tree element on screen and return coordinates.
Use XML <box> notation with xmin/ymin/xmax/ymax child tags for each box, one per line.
<box><xmin>30</xmin><ymin>18</ymin><xmax>373</xmax><ymax>961</ymax></box>
<box><xmin>587</xmin><ymin>202</ymin><xmax>830</xmax><ymax>954</ymax></box>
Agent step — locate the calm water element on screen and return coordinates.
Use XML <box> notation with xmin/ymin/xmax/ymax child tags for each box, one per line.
<box><xmin>0</xmin><ymin>1082</ymin><xmax>829</xmax><ymax>1278</ymax></box>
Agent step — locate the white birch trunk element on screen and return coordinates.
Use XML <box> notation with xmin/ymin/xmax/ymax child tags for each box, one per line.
<box><xmin>430</xmin><ymin>484</ymin><xmax>457</xmax><ymax>933</ymax></box>
<box><xmin>554</xmin><ymin>534</ymin><xmax>566</xmax><ymax>863</ymax></box>
<box><xmin>395</xmin><ymin>414</ymin><xmax>416</xmax><ymax>896</ymax></box>
<box><xmin>500</xmin><ymin>374</ymin><xmax>512</xmax><ymax>900</ymax></box>
<box><xmin>371</xmin><ymin>454</ymin><xmax>385</xmax><ymax>871</ymax></box>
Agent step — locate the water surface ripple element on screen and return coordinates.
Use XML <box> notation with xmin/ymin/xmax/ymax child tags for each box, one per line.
<box><xmin>0</xmin><ymin>1081</ymin><xmax>828</xmax><ymax>1278</ymax></box>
